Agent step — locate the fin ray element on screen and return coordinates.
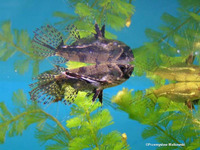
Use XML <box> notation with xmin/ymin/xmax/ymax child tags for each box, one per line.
<box><xmin>32</xmin><ymin>25</ymin><xmax>64</xmax><ymax>57</ymax></box>
<box><xmin>66</xmin><ymin>24</ymin><xmax>81</xmax><ymax>40</ymax></box>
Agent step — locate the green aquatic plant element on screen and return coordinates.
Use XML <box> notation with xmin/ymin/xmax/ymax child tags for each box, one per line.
<box><xmin>0</xmin><ymin>0</ymin><xmax>135</xmax><ymax>76</ymax></box>
<box><xmin>64</xmin><ymin>92</ymin><xmax>129</xmax><ymax>149</ymax></box>
<box><xmin>0</xmin><ymin>1</ymin><xmax>135</xmax><ymax>148</ymax></box>
<box><xmin>133</xmin><ymin>0</ymin><xmax>200</xmax><ymax>77</ymax></box>
<box><xmin>112</xmin><ymin>88</ymin><xmax>200</xmax><ymax>149</ymax></box>
<box><xmin>0</xmin><ymin>21</ymin><xmax>42</xmax><ymax>76</ymax></box>
<box><xmin>0</xmin><ymin>89</ymin><xmax>130</xmax><ymax>149</ymax></box>
<box><xmin>66</xmin><ymin>61</ymin><xmax>92</xmax><ymax>69</ymax></box>
<box><xmin>53</xmin><ymin>0</ymin><xmax>135</xmax><ymax>38</ymax></box>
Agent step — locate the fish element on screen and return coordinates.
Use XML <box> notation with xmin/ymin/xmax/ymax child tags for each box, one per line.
<box><xmin>32</xmin><ymin>24</ymin><xmax>134</xmax><ymax>64</ymax></box>
<box><xmin>30</xmin><ymin>64</ymin><xmax>134</xmax><ymax>104</ymax></box>
<box><xmin>153</xmin><ymin>82</ymin><xmax>200</xmax><ymax>109</ymax></box>
<box><xmin>30</xmin><ymin>24</ymin><xmax>134</xmax><ymax>104</ymax></box>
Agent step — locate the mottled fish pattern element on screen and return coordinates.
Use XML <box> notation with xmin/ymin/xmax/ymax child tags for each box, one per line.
<box><xmin>30</xmin><ymin>24</ymin><xmax>134</xmax><ymax>104</ymax></box>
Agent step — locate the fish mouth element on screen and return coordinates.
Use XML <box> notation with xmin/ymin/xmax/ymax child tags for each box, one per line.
<box><xmin>118</xmin><ymin>64</ymin><xmax>134</xmax><ymax>79</ymax></box>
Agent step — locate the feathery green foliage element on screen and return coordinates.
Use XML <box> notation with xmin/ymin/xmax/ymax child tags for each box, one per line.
<box><xmin>53</xmin><ymin>0</ymin><xmax>135</xmax><ymax>39</ymax></box>
<box><xmin>0</xmin><ymin>90</ymin><xmax>46</xmax><ymax>144</ymax></box>
<box><xmin>133</xmin><ymin>0</ymin><xmax>200</xmax><ymax>77</ymax></box>
<box><xmin>66</xmin><ymin>92</ymin><xmax>130</xmax><ymax>150</ymax></box>
<box><xmin>0</xmin><ymin>90</ymin><xmax>130</xmax><ymax>149</ymax></box>
<box><xmin>2</xmin><ymin>0</ymin><xmax>200</xmax><ymax>149</ymax></box>
<box><xmin>0</xmin><ymin>21</ymin><xmax>42</xmax><ymax>76</ymax></box>
<box><xmin>112</xmin><ymin>88</ymin><xmax>200</xmax><ymax>149</ymax></box>
<box><xmin>0</xmin><ymin>0</ymin><xmax>135</xmax><ymax>76</ymax></box>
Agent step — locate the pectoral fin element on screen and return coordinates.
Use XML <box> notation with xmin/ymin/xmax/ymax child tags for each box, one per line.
<box><xmin>101</xmin><ymin>25</ymin><xmax>105</xmax><ymax>38</ymax></box>
<box><xmin>185</xmin><ymin>100</ymin><xmax>194</xmax><ymax>110</ymax></box>
<box><xmin>92</xmin><ymin>89</ymin><xmax>103</xmax><ymax>103</ymax></box>
<box><xmin>98</xmin><ymin>90</ymin><xmax>103</xmax><ymax>103</ymax></box>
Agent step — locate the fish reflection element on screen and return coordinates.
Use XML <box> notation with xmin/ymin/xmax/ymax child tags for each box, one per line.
<box><xmin>30</xmin><ymin>64</ymin><xmax>134</xmax><ymax>104</ymax></box>
<box><xmin>30</xmin><ymin>23</ymin><xmax>134</xmax><ymax>104</ymax></box>
<box><xmin>153</xmin><ymin>82</ymin><xmax>200</xmax><ymax>109</ymax></box>
<box><xmin>152</xmin><ymin>66</ymin><xmax>200</xmax><ymax>109</ymax></box>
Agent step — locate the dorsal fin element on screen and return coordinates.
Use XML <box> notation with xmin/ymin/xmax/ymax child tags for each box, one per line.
<box><xmin>66</xmin><ymin>24</ymin><xmax>81</xmax><ymax>43</ymax></box>
<box><xmin>94</xmin><ymin>24</ymin><xmax>105</xmax><ymax>39</ymax></box>
<box><xmin>101</xmin><ymin>25</ymin><xmax>105</xmax><ymax>38</ymax></box>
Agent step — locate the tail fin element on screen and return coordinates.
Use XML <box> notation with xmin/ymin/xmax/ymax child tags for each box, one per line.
<box><xmin>32</xmin><ymin>25</ymin><xmax>64</xmax><ymax>57</ymax></box>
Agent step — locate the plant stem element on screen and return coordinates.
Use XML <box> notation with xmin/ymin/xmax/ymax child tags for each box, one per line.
<box><xmin>0</xmin><ymin>109</ymin><xmax>41</xmax><ymax>125</ymax></box>
<box><xmin>158</xmin><ymin>9</ymin><xmax>200</xmax><ymax>44</ymax></box>
<box><xmin>98</xmin><ymin>5</ymin><xmax>107</xmax><ymax>24</ymax></box>
<box><xmin>154</xmin><ymin>124</ymin><xmax>184</xmax><ymax>146</ymax></box>
<box><xmin>40</xmin><ymin>109</ymin><xmax>72</xmax><ymax>140</ymax></box>
<box><xmin>0</xmin><ymin>109</ymin><xmax>72</xmax><ymax>140</ymax></box>
<box><xmin>0</xmin><ymin>34</ymin><xmax>42</xmax><ymax>60</ymax></box>
<box><xmin>85</xmin><ymin>110</ymin><xmax>99</xmax><ymax>149</ymax></box>
<box><xmin>91</xmin><ymin>0</ymin><xmax>99</xmax><ymax>8</ymax></box>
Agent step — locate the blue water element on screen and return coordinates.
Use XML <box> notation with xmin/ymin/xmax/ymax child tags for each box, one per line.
<box><xmin>0</xmin><ymin>0</ymin><xmax>179</xmax><ymax>149</ymax></box>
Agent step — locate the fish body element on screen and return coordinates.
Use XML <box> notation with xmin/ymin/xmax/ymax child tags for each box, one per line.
<box><xmin>30</xmin><ymin>24</ymin><xmax>134</xmax><ymax>104</ymax></box>
<box><xmin>59</xmin><ymin>63</ymin><xmax>133</xmax><ymax>89</ymax></box>
<box><xmin>33</xmin><ymin>24</ymin><xmax>133</xmax><ymax>64</ymax></box>
<box><xmin>57</xmin><ymin>38</ymin><xmax>133</xmax><ymax>64</ymax></box>
<box><xmin>30</xmin><ymin>63</ymin><xmax>133</xmax><ymax>104</ymax></box>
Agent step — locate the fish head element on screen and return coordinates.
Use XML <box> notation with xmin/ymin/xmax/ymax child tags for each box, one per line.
<box><xmin>117</xmin><ymin>44</ymin><xmax>134</xmax><ymax>63</ymax></box>
<box><xmin>100</xmin><ymin>39</ymin><xmax>134</xmax><ymax>63</ymax></box>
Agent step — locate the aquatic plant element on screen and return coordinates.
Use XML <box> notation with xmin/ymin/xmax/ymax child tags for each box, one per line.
<box><xmin>0</xmin><ymin>0</ymin><xmax>136</xmax><ymax>148</ymax></box>
<box><xmin>2</xmin><ymin>0</ymin><xmax>200</xmax><ymax>149</ymax></box>
<box><xmin>133</xmin><ymin>0</ymin><xmax>200</xmax><ymax>76</ymax></box>
<box><xmin>53</xmin><ymin>0</ymin><xmax>135</xmax><ymax>38</ymax></box>
<box><xmin>0</xmin><ymin>0</ymin><xmax>135</xmax><ymax>76</ymax></box>
<box><xmin>29</xmin><ymin>22</ymin><xmax>134</xmax><ymax>104</ymax></box>
<box><xmin>0</xmin><ymin>90</ymin><xmax>130</xmax><ymax>149</ymax></box>
<box><xmin>112</xmin><ymin>88</ymin><xmax>200</xmax><ymax>149</ymax></box>
<box><xmin>0</xmin><ymin>21</ymin><xmax>41</xmax><ymax>76</ymax></box>
<box><xmin>126</xmin><ymin>0</ymin><xmax>200</xmax><ymax>144</ymax></box>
